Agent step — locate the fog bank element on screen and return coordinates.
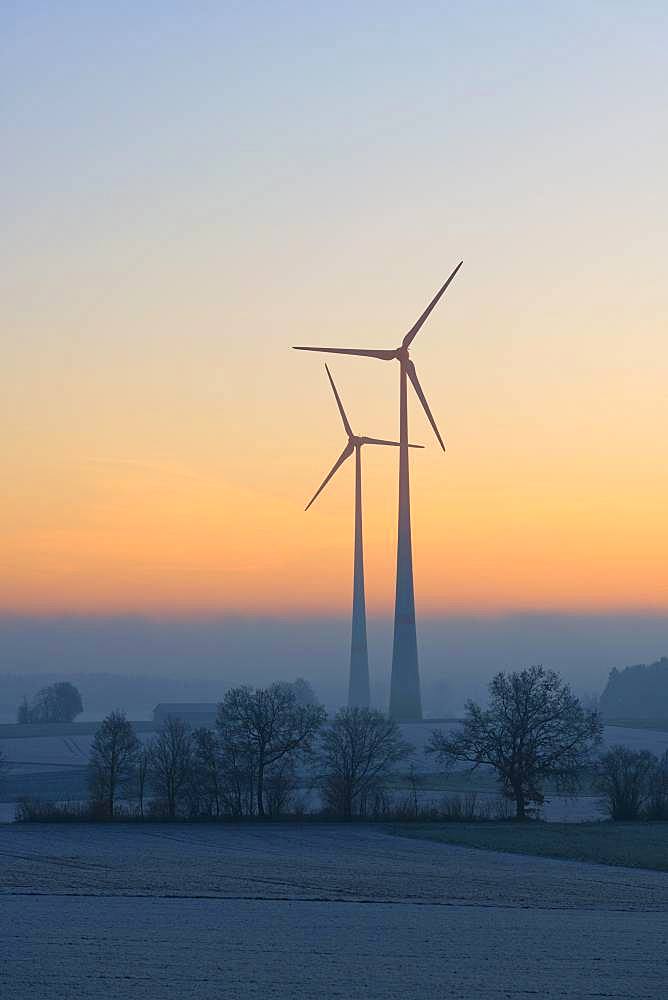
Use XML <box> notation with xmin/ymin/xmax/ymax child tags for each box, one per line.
<box><xmin>1</xmin><ymin>613</ymin><xmax>666</xmax><ymax>721</ymax></box>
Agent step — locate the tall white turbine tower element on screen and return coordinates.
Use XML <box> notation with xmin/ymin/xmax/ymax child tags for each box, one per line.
<box><xmin>295</xmin><ymin>261</ymin><xmax>462</xmax><ymax>719</ymax></box>
<box><xmin>305</xmin><ymin>365</ymin><xmax>422</xmax><ymax>709</ymax></box>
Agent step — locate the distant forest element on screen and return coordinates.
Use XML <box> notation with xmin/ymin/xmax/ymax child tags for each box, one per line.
<box><xmin>600</xmin><ymin>657</ymin><xmax>668</xmax><ymax>721</ymax></box>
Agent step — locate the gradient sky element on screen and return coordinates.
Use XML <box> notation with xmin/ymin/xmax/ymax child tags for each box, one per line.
<box><xmin>3</xmin><ymin>3</ymin><xmax>667</xmax><ymax>616</ymax></box>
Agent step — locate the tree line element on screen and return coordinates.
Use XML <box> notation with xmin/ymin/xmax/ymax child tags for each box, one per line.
<box><xmin>599</xmin><ymin>657</ymin><xmax>668</xmax><ymax>721</ymax></box>
<box><xmin>10</xmin><ymin>666</ymin><xmax>668</xmax><ymax>823</ymax></box>
<box><xmin>85</xmin><ymin>683</ymin><xmax>414</xmax><ymax>820</ymax></box>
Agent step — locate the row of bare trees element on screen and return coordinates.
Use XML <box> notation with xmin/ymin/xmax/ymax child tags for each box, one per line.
<box><xmin>87</xmin><ymin>684</ymin><xmax>415</xmax><ymax>819</ymax></box>
<box><xmin>82</xmin><ymin>666</ymin><xmax>613</xmax><ymax>821</ymax></box>
<box><xmin>66</xmin><ymin>665</ymin><xmax>668</xmax><ymax>823</ymax></box>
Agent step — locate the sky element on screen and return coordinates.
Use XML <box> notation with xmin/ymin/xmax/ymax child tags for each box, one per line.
<box><xmin>2</xmin><ymin>3</ymin><xmax>668</xmax><ymax>624</ymax></box>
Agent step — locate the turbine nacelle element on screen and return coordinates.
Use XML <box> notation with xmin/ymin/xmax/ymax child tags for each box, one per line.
<box><xmin>304</xmin><ymin>365</ymin><xmax>422</xmax><ymax>511</ymax></box>
<box><xmin>294</xmin><ymin>261</ymin><xmax>463</xmax><ymax>455</ymax></box>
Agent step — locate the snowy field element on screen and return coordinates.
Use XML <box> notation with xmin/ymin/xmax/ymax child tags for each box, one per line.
<box><xmin>2</xmin><ymin>722</ymin><xmax>666</xmax><ymax>774</ymax></box>
<box><xmin>1</xmin><ymin>823</ymin><xmax>667</xmax><ymax>999</ymax></box>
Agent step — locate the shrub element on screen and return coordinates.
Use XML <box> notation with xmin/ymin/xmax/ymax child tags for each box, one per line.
<box><xmin>15</xmin><ymin>798</ymin><xmax>97</xmax><ymax>822</ymax></box>
<box><xmin>594</xmin><ymin>745</ymin><xmax>656</xmax><ymax>820</ymax></box>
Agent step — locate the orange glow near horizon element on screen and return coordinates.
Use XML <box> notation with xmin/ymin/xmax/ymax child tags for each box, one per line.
<box><xmin>3</xmin><ymin>6</ymin><xmax>667</xmax><ymax>619</ymax></box>
<box><xmin>3</xmin><ymin>355</ymin><xmax>668</xmax><ymax>617</ymax></box>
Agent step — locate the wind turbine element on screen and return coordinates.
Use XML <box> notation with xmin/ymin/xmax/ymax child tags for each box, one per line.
<box><xmin>305</xmin><ymin>364</ymin><xmax>423</xmax><ymax>710</ymax></box>
<box><xmin>295</xmin><ymin>260</ymin><xmax>463</xmax><ymax>720</ymax></box>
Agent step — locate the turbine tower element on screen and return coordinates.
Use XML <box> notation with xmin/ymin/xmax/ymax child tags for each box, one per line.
<box><xmin>295</xmin><ymin>261</ymin><xmax>462</xmax><ymax>719</ymax></box>
<box><xmin>305</xmin><ymin>364</ymin><xmax>422</xmax><ymax>709</ymax></box>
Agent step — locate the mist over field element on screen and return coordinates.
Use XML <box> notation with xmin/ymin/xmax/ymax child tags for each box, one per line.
<box><xmin>1</xmin><ymin>612</ymin><xmax>666</xmax><ymax>720</ymax></box>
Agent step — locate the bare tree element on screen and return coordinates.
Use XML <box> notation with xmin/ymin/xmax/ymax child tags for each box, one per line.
<box><xmin>318</xmin><ymin>708</ymin><xmax>414</xmax><ymax>819</ymax></box>
<box><xmin>594</xmin><ymin>745</ymin><xmax>656</xmax><ymax>820</ymax></box>
<box><xmin>0</xmin><ymin>746</ymin><xmax>9</xmax><ymax>787</ymax></box>
<box><xmin>192</xmin><ymin>727</ymin><xmax>224</xmax><ymax>817</ymax></box>
<box><xmin>129</xmin><ymin>743</ymin><xmax>152</xmax><ymax>818</ymax></box>
<box><xmin>88</xmin><ymin>711</ymin><xmax>140</xmax><ymax>818</ymax></box>
<box><xmin>407</xmin><ymin>763</ymin><xmax>420</xmax><ymax>820</ymax></box>
<box><xmin>289</xmin><ymin>678</ymin><xmax>318</xmax><ymax>706</ymax></box>
<box><xmin>427</xmin><ymin>667</ymin><xmax>603</xmax><ymax>819</ymax></box>
<box><xmin>217</xmin><ymin>725</ymin><xmax>257</xmax><ymax>817</ymax></box>
<box><xmin>149</xmin><ymin>717</ymin><xmax>193</xmax><ymax>818</ymax></box>
<box><xmin>263</xmin><ymin>758</ymin><xmax>297</xmax><ymax>817</ymax></box>
<box><xmin>217</xmin><ymin>683</ymin><xmax>326</xmax><ymax>817</ymax></box>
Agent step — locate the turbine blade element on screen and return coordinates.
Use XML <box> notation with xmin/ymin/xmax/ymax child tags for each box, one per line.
<box><xmin>402</xmin><ymin>260</ymin><xmax>463</xmax><ymax>349</ymax></box>
<box><xmin>293</xmin><ymin>346</ymin><xmax>397</xmax><ymax>361</ymax></box>
<box><xmin>304</xmin><ymin>442</ymin><xmax>354</xmax><ymax>510</ymax></box>
<box><xmin>325</xmin><ymin>364</ymin><xmax>353</xmax><ymax>437</ymax></box>
<box><xmin>406</xmin><ymin>360</ymin><xmax>445</xmax><ymax>451</ymax></box>
<box><xmin>361</xmin><ymin>436</ymin><xmax>424</xmax><ymax>449</ymax></box>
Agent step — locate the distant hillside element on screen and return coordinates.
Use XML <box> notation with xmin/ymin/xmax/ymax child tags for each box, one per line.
<box><xmin>600</xmin><ymin>657</ymin><xmax>668</xmax><ymax>721</ymax></box>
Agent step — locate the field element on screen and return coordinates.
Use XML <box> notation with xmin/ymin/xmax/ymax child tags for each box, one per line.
<box><xmin>1</xmin><ymin>822</ymin><xmax>667</xmax><ymax>998</ymax></box>
<box><xmin>393</xmin><ymin>821</ymin><xmax>668</xmax><ymax>871</ymax></box>
<box><xmin>0</xmin><ymin>721</ymin><xmax>156</xmax><ymax>739</ymax></box>
<box><xmin>606</xmin><ymin>719</ymin><xmax>668</xmax><ymax>733</ymax></box>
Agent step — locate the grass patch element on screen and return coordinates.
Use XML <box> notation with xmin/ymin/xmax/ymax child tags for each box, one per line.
<box><xmin>0</xmin><ymin>768</ymin><xmax>88</xmax><ymax>805</ymax></box>
<box><xmin>389</xmin><ymin>820</ymin><xmax>668</xmax><ymax>872</ymax></box>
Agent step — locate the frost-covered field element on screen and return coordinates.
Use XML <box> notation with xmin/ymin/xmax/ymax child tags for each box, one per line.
<box><xmin>2</xmin><ymin>722</ymin><xmax>667</xmax><ymax>773</ymax></box>
<box><xmin>0</xmin><ymin>729</ymin><xmax>156</xmax><ymax>772</ymax></box>
<box><xmin>1</xmin><ymin>823</ymin><xmax>667</xmax><ymax>999</ymax></box>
